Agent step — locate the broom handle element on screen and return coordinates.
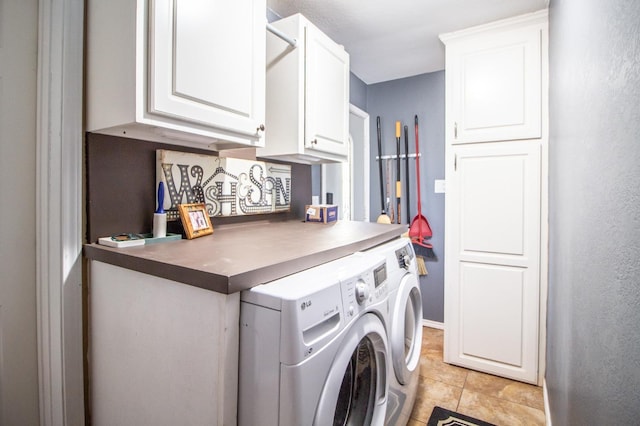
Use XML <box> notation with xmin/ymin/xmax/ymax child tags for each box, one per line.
<box><xmin>377</xmin><ymin>116</ymin><xmax>385</xmax><ymax>212</ymax></box>
<box><xmin>396</xmin><ymin>121</ymin><xmax>401</xmax><ymax>224</ymax></box>
<box><xmin>415</xmin><ymin>115</ymin><xmax>422</xmax><ymax>212</ymax></box>
<box><xmin>404</xmin><ymin>125</ymin><xmax>410</xmax><ymax>224</ymax></box>
<box><xmin>415</xmin><ymin>115</ymin><xmax>423</xmax><ymax>242</ymax></box>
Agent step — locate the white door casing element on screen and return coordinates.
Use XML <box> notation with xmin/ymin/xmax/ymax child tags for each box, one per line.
<box><xmin>321</xmin><ymin>104</ymin><xmax>370</xmax><ymax>221</ymax></box>
<box><xmin>36</xmin><ymin>0</ymin><xmax>85</xmax><ymax>424</ymax></box>
<box><xmin>1</xmin><ymin>0</ymin><xmax>84</xmax><ymax>424</ymax></box>
<box><xmin>349</xmin><ymin>104</ymin><xmax>370</xmax><ymax>222</ymax></box>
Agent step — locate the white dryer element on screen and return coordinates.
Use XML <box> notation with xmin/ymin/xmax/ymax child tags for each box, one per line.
<box><xmin>239</xmin><ymin>252</ymin><xmax>391</xmax><ymax>426</ymax></box>
<box><xmin>362</xmin><ymin>238</ymin><xmax>423</xmax><ymax>426</ymax></box>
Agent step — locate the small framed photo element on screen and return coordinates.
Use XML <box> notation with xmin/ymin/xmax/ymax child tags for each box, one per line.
<box><xmin>178</xmin><ymin>203</ymin><xmax>213</xmax><ymax>239</ymax></box>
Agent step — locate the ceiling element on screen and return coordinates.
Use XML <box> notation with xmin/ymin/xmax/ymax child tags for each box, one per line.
<box><xmin>267</xmin><ymin>0</ymin><xmax>548</xmax><ymax>84</ymax></box>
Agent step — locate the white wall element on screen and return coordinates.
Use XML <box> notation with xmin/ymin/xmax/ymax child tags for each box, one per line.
<box><xmin>0</xmin><ymin>0</ymin><xmax>41</xmax><ymax>423</ymax></box>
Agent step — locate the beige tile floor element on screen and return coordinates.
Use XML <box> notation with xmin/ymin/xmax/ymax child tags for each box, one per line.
<box><xmin>408</xmin><ymin>327</ymin><xmax>545</xmax><ymax>426</ymax></box>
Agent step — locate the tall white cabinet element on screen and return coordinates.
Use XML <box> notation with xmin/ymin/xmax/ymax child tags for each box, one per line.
<box><xmin>86</xmin><ymin>0</ymin><xmax>266</xmax><ymax>150</ymax></box>
<box><xmin>440</xmin><ymin>10</ymin><xmax>548</xmax><ymax>385</ymax></box>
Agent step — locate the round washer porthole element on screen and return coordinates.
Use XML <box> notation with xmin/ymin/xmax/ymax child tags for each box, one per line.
<box><xmin>314</xmin><ymin>314</ymin><xmax>389</xmax><ymax>426</ymax></box>
<box><xmin>333</xmin><ymin>337</ymin><xmax>377</xmax><ymax>425</ymax></box>
<box><xmin>392</xmin><ymin>274</ymin><xmax>423</xmax><ymax>384</ymax></box>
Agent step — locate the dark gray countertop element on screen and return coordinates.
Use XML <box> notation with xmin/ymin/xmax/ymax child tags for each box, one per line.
<box><xmin>84</xmin><ymin>220</ymin><xmax>406</xmax><ymax>294</ymax></box>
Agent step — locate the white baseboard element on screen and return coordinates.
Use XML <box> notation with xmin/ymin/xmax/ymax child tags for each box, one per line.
<box><xmin>422</xmin><ymin>319</ymin><xmax>444</xmax><ymax>330</ymax></box>
<box><xmin>543</xmin><ymin>379</ymin><xmax>552</xmax><ymax>426</ymax></box>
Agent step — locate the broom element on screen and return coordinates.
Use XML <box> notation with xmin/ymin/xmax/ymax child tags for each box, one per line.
<box><xmin>409</xmin><ymin>115</ymin><xmax>436</xmax><ymax>275</ymax></box>
<box><xmin>376</xmin><ymin>116</ymin><xmax>392</xmax><ymax>224</ymax></box>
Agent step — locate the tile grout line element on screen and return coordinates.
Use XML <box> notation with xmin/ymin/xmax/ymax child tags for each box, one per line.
<box><xmin>456</xmin><ymin>369</ymin><xmax>469</xmax><ymax>411</ymax></box>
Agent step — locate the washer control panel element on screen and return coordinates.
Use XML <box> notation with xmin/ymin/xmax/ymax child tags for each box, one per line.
<box><xmin>395</xmin><ymin>243</ymin><xmax>415</xmax><ymax>270</ymax></box>
<box><xmin>341</xmin><ymin>256</ymin><xmax>387</xmax><ymax>320</ymax></box>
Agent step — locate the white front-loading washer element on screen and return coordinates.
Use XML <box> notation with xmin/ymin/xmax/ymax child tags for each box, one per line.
<box><xmin>362</xmin><ymin>238</ymin><xmax>423</xmax><ymax>426</ymax></box>
<box><xmin>239</xmin><ymin>252</ymin><xmax>391</xmax><ymax>426</ymax></box>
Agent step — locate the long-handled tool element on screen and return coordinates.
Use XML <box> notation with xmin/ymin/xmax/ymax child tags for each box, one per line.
<box><xmin>376</xmin><ymin>116</ymin><xmax>391</xmax><ymax>224</ymax></box>
<box><xmin>404</xmin><ymin>124</ymin><xmax>411</xmax><ymax>225</ymax></box>
<box><xmin>386</xmin><ymin>158</ymin><xmax>394</xmax><ymax>223</ymax></box>
<box><xmin>395</xmin><ymin>121</ymin><xmax>402</xmax><ymax>224</ymax></box>
<box><xmin>409</xmin><ymin>115</ymin><xmax>435</xmax><ymax>273</ymax></box>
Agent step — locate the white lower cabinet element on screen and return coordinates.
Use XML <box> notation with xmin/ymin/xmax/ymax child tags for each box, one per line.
<box><xmin>444</xmin><ymin>140</ymin><xmax>541</xmax><ymax>383</ymax></box>
<box><xmin>258</xmin><ymin>13</ymin><xmax>350</xmax><ymax>164</ymax></box>
<box><xmin>86</xmin><ymin>0</ymin><xmax>266</xmax><ymax>150</ymax></box>
<box><xmin>89</xmin><ymin>261</ymin><xmax>239</xmax><ymax>425</ymax></box>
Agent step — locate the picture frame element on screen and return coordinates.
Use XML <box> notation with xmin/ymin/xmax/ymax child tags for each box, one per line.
<box><xmin>178</xmin><ymin>203</ymin><xmax>214</xmax><ymax>239</ymax></box>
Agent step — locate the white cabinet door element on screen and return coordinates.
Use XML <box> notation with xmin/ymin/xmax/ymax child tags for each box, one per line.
<box><xmin>150</xmin><ymin>0</ymin><xmax>265</xmax><ymax>143</ymax></box>
<box><xmin>87</xmin><ymin>0</ymin><xmax>266</xmax><ymax>148</ymax></box>
<box><xmin>444</xmin><ymin>140</ymin><xmax>541</xmax><ymax>383</ymax></box>
<box><xmin>260</xmin><ymin>14</ymin><xmax>349</xmax><ymax>164</ymax></box>
<box><xmin>304</xmin><ymin>23</ymin><xmax>349</xmax><ymax>157</ymax></box>
<box><xmin>445</xmin><ymin>24</ymin><xmax>541</xmax><ymax>144</ymax></box>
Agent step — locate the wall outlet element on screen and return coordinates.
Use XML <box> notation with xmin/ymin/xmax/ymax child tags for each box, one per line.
<box><xmin>434</xmin><ymin>179</ymin><xmax>446</xmax><ymax>193</ymax></box>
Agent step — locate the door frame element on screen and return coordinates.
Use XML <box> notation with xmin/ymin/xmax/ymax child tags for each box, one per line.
<box><xmin>36</xmin><ymin>0</ymin><xmax>85</xmax><ymax>423</ymax></box>
<box><xmin>321</xmin><ymin>104</ymin><xmax>370</xmax><ymax>221</ymax></box>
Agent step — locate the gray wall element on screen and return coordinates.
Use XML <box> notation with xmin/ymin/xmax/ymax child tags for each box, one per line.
<box><xmin>350</xmin><ymin>72</ymin><xmax>367</xmax><ymax>111</ymax></box>
<box><xmin>86</xmin><ymin>133</ymin><xmax>312</xmax><ymax>242</ymax></box>
<box><xmin>546</xmin><ymin>0</ymin><xmax>640</xmax><ymax>423</ymax></box>
<box><xmin>367</xmin><ymin>71</ymin><xmax>446</xmax><ymax>322</ymax></box>
<box><xmin>0</xmin><ymin>1</ymin><xmax>41</xmax><ymax>424</ymax></box>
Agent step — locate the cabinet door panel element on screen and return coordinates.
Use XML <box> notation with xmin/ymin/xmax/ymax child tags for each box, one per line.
<box><xmin>445</xmin><ymin>140</ymin><xmax>540</xmax><ymax>383</ymax></box>
<box><xmin>460</xmin><ymin>262</ymin><xmax>526</xmax><ymax>366</ymax></box>
<box><xmin>449</xmin><ymin>26</ymin><xmax>541</xmax><ymax>143</ymax></box>
<box><xmin>305</xmin><ymin>25</ymin><xmax>349</xmax><ymax>156</ymax></box>
<box><xmin>150</xmin><ymin>0</ymin><xmax>265</xmax><ymax>140</ymax></box>
<box><xmin>460</xmin><ymin>153</ymin><xmax>526</xmax><ymax>256</ymax></box>
<box><xmin>463</xmin><ymin>46</ymin><xmax>526</xmax><ymax>130</ymax></box>
<box><xmin>173</xmin><ymin>0</ymin><xmax>252</xmax><ymax>115</ymax></box>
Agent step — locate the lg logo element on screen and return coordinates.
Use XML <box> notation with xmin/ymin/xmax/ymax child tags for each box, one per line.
<box><xmin>300</xmin><ymin>300</ymin><xmax>312</xmax><ymax>310</ymax></box>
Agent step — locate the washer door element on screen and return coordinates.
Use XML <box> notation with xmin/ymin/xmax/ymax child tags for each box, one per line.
<box><xmin>314</xmin><ymin>313</ymin><xmax>388</xmax><ymax>426</ymax></box>
<box><xmin>391</xmin><ymin>272</ymin><xmax>423</xmax><ymax>385</ymax></box>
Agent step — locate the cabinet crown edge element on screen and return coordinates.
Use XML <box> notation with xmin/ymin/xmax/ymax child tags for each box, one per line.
<box><xmin>439</xmin><ymin>8</ymin><xmax>548</xmax><ymax>44</ymax></box>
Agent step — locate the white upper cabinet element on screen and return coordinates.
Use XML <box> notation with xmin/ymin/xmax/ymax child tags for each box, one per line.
<box><xmin>258</xmin><ymin>14</ymin><xmax>350</xmax><ymax>164</ymax></box>
<box><xmin>440</xmin><ymin>13</ymin><xmax>544</xmax><ymax>144</ymax></box>
<box><xmin>86</xmin><ymin>0</ymin><xmax>266</xmax><ymax>150</ymax></box>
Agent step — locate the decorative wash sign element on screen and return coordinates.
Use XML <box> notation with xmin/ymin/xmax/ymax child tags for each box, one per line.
<box><xmin>156</xmin><ymin>150</ymin><xmax>291</xmax><ymax>220</ymax></box>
